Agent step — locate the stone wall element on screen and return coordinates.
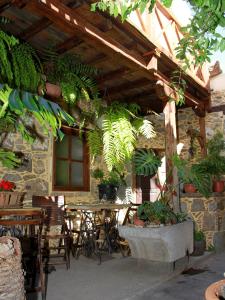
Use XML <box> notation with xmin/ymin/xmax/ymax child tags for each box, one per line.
<box><xmin>181</xmin><ymin>193</ymin><xmax>225</xmax><ymax>251</ymax></box>
<box><xmin>0</xmin><ymin>90</ymin><xmax>224</xmax><ymax>208</ymax></box>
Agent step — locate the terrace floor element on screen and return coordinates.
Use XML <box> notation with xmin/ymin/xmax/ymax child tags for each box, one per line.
<box><xmin>27</xmin><ymin>250</ymin><xmax>224</xmax><ymax>300</ymax></box>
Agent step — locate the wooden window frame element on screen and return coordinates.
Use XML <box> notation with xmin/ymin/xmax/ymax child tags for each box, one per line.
<box><xmin>53</xmin><ymin>127</ymin><xmax>90</xmax><ymax>192</ymax></box>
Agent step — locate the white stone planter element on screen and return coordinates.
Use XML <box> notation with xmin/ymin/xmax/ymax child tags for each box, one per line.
<box><xmin>118</xmin><ymin>221</ymin><xmax>193</xmax><ymax>262</ymax></box>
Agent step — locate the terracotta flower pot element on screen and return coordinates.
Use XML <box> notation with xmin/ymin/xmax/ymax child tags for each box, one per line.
<box><xmin>205</xmin><ymin>279</ymin><xmax>225</xmax><ymax>300</ymax></box>
<box><xmin>133</xmin><ymin>214</ymin><xmax>145</xmax><ymax>227</ymax></box>
<box><xmin>184</xmin><ymin>183</ymin><xmax>197</xmax><ymax>193</ymax></box>
<box><xmin>213</xmin><ymin>180</ymin><xmax>225</xmax><ymax>193</ymax></box>
<box><xmin>38</xmin><ymin>82</ymin><xmax>61</xmax><ymax>98</ymax></box>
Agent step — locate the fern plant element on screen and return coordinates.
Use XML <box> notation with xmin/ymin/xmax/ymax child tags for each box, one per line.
<box><xmin>0</xmin><ymin>30</ymin><xmax>42</xmax><ymax>92</ymax></box>
<box><xmin>45</xmin><ymin>53</ymin><xmax>99</xmax><ymax>103</ymax></box>
<box><xmin>87</xmin><ymin>102</ymin><xmax>155</xmax><ymax>173</ymax></box>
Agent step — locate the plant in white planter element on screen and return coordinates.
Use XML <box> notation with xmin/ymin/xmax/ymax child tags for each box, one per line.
<box><xmin>118</xmin><ymin>202</ymin><xmax>193</xmax><ymax>262</ymax></box>
<box><xmin>118</xmin><ymin>149</ymin><xmax>193</xmax><ymax>262</ymax></box>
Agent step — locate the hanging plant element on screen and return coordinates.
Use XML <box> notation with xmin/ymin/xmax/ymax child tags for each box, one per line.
<box><xmin>45</xmin><ymin>53</ymin><xmax>99</xmax><ymax>103</ymax></box>
<box><xmin>87</xmin><ymin>102</ymin><xmax>155</xmax><ymax>173</ymax></box>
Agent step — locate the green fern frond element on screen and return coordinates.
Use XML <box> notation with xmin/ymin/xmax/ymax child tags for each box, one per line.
<box><xmin>87</xmin><ymin>129</ymin><xmax>103</xmax><ymax>158</ymax></box>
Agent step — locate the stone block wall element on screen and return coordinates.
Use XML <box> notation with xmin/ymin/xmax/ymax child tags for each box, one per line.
<box><xmin>0</xmin><ymin>90</ymin><xmax>224</xmax><ymax>207</ymax></box>
<box><xmin>181</xmin><ymin>193</ymin><xmax>225</xmax><ymax>250</ymax></box>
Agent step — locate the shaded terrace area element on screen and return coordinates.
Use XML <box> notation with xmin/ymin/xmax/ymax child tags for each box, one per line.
<box><xmin>0</xmin><ymin>1</ymin><xmax>217</xmax><ymax>300</ymax></box>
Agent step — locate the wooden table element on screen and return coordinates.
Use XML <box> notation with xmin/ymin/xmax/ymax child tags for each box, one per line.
<box><xmin>66</xmin><ymin>202</ymin><xmax>131</xmax><ymax>211</ymax></box>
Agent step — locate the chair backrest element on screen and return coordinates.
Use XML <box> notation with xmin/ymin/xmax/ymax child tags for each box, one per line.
<box><xmin>0</xmin><ymin>192</ymin><xmax>25</xmax><ymax>208</ymax></box>
<box><xmin>32</xmin><ymin>195</ymin><xmax>65</xmax><ymax>226</ymax></box>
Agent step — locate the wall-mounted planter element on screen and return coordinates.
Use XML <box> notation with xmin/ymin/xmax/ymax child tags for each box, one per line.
<box><xmin>118</xmin><ymin>221</ymin><xmax>193</xmax><ymax>262</ymax></box>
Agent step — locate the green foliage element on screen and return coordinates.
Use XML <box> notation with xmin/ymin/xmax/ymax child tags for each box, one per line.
<box><xmin>173</xmin><ymin>155</ymin><xmax>212</xmax><ymax>197</ymax></box>
<box><xmin>92</xmin><ymin>168</ymin><xmax>124</xmax><ymax>186</ymax></box>
<box><xmin>91</xmin><ymin>0</ymin><xmax>225</xmax><ymax>68</ymax></box>
<box><xmin>133</xmin><ymin>149</ymin><xmax>161</xmax><ymax>176</ymax></box>
<box><xmin>45</xmin><ymin>53</ymin><xmax>99</xmax><ymax>104</ymax></box>
<box><xmin>137</xmin><ymin>200</ymin><xmax>179</xmax><ymax>224</ymax></box>
<box><xmin>100</xmin><ymin>102</ymin><xmax>155</xmax><ymax>172</ymax></box>
<box><xmin>0</xmin><ymin>84</ymin><xmax>74</xmax><ymax>141</ymax></box>
<box><xmin>207</xmin><ymin>244</ymin><xmax>215</xmax><ymax>251</ymax></box>
<box><xmin>0</xmin><ymin>148</ymin><xmax>21</xmax><ymax>168</ymax></box>
<box><xmin>87</xmin><ymin>129</ymin><xmax>103</xmax><ymax>158</ymax></box>
<box><xmin>91</xmin><ymin>0</ymin><xmax>172</xmax><ymax>21</ymax></box>
<box><xmin>199</xmin><ymin>132</ymin><xmax>225</xmax><ymax>180</ymax></box>
<box><xmin>0</xmin><ymin>31</ymin><xmax>42</xmax><ymax>93</ymax></box>
<box><xmin>92</xmin><ymin>168</ymin><xmax>104</xmax><ymax>180</ymax></box>
<box><xmin>194</xmin><ymin>230</ymin><xmax>205</xmax><ymax>241</ymax></box>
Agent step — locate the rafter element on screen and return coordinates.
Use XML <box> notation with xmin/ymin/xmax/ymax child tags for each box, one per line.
<box><xmin>18</xmin><ymin>17</ymin><xmax>52</xmax><ymax>40</ymax></box>
<box><xmin>27</xmin><ymin>0</ymin><xmax>152</xmax><ymax>79</ymax></box>
<box><xmin>104</xmin><ymin>78</ymin><xmax>153</xmax><ymax>97</ymax></box>
<box><xmin>96</xmin><ymin>67</ymin><xmax>129</xmax><ymax>84</ymax></box>
<box><xmin>56</xmin><ymin>35</ymin><xmax>83</xmax><ymax>54</ymax></box>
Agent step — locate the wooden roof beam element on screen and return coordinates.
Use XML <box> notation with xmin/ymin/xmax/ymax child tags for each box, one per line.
<box><xmin>104</xmin><ymin>78</ymin><xmax>154</xmax><ymax>97</ymax></box>
<box><xmin>56</xmin><ymin>35</ymin><xmax>83</xmax><ymax>54</ymax></box>
<box><xmin>18</xmin><ymin>17</ymin><xmax>52</xmax><ymax>40</ymax></box>
<box><xmin>27</xmin><ymin>0</ymin><xmax>152</xmax><ymax>79</ymax></box>
<box><xmin>96</xmin><ymin>67</ymin><xmax>129</xmax><ymax>84</ymax></box>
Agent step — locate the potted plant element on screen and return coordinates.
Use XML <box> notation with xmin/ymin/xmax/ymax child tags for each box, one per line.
<box><xmin>173</xmin><ymin>155</ymin><xmax>212</xmax><ymax>197</ymax></box>
<box><xmin>0</xmin><ymin>179</ymin><xmax>15</xmax><ymax>207</ymax></box>
<box><xmin>191</xmin><ymin>230</ymin><xmax>206</xmax><ymax>256</ymax></box>
<box><xmin>92</xmin><ymin>168</ymin><xmax>123</xmax><ymax>201</ymax></box>
<box><xmin>201</xmin><ymin>132</ymin><xmax>225</xmax><ymax>193</ymax></box>
<box><xmin>44</xmin><ymin>53</ymin><xmax>99</xmax><ymax>103</ymax></box>
<box><xmin>119</xmin><ymin>199</ymin><xmax>193</xmax><ymax>262</ymax></box>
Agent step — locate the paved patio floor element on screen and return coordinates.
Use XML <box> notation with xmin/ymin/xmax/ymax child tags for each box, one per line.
<box><xmin>28</xmin><ymin>251</ymin><xmax>224</xmax><ymax>300</ymax></box>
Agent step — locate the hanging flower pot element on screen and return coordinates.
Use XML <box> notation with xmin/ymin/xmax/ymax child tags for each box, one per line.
<box><xmin>213</xmin><ymin>180</ymin><xmax>225</xmax><ymax>193</ymax></box>
<box><xmin>45</xmin><ymin>82</ymin><xmax>61</xmax><ymax>98</ymax></box>
<box><xmin>184</xmin><ymin>183</ymin><xmax>197</xmax><ymax>193</ymax></box>
<box><xmin>38</xmin><ymin>82</ymin><xmax>61</xmax><ymax>98</ymax></box>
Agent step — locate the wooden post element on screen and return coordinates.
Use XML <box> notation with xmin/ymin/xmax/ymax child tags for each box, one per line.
<box><xmin>199</xmin><ymin>116</ymin><xmax>207</xmax><ymax>157</ymax></box>
<box><xmin>163</xmin><ymin>100</ymin><xmax>180</xmax><ymax>212</ymax></box>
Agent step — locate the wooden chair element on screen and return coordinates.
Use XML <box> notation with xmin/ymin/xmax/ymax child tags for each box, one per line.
<box><xmin>32</xmin><ymin>195</ymin><xmax>70</xmax><ymax>269</ymax></box>
<box><xmin>0</xmin><ymin>192</ymin><xmax>25</xmax><ymax>208</ymax></box>
<box><xmin>0</xmin><ymin>208</ymin><xmax>46</xmax><ymax>299</ymax></box>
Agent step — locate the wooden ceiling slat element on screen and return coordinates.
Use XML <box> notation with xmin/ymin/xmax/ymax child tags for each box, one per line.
<box><xmin>85</xmin><ymin>53</ymin><xmax>108</xmax><ymax>65</ymax></box>
<box><xmin>56</xmin><ymin>35</ymin><xmax>83</xmax><ymax>54</ymax></box>
<box><xmin>27</xmin><ymin>0</ymin><xmax>154</xmax><ymax>80</ymax></box>
<box><xmin>97</xmin><ymin>67</ymin><xmax>129</xmax><ymax>84</ymax></box>
<box><xmin>104</xmin><ymin>78</ymin><xmax>153</xmax><ymax>97</ymax></box>
<box><xmin>18</xmin><ymin>17</ymin><xmax>52</xmax><ymax>40</ymax></box>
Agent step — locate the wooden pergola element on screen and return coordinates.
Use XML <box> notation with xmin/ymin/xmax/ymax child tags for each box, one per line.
<box><xmin>0</xmin><ymin>0</ymin><xmax>211</xmax><ymax>208</ymax></box>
